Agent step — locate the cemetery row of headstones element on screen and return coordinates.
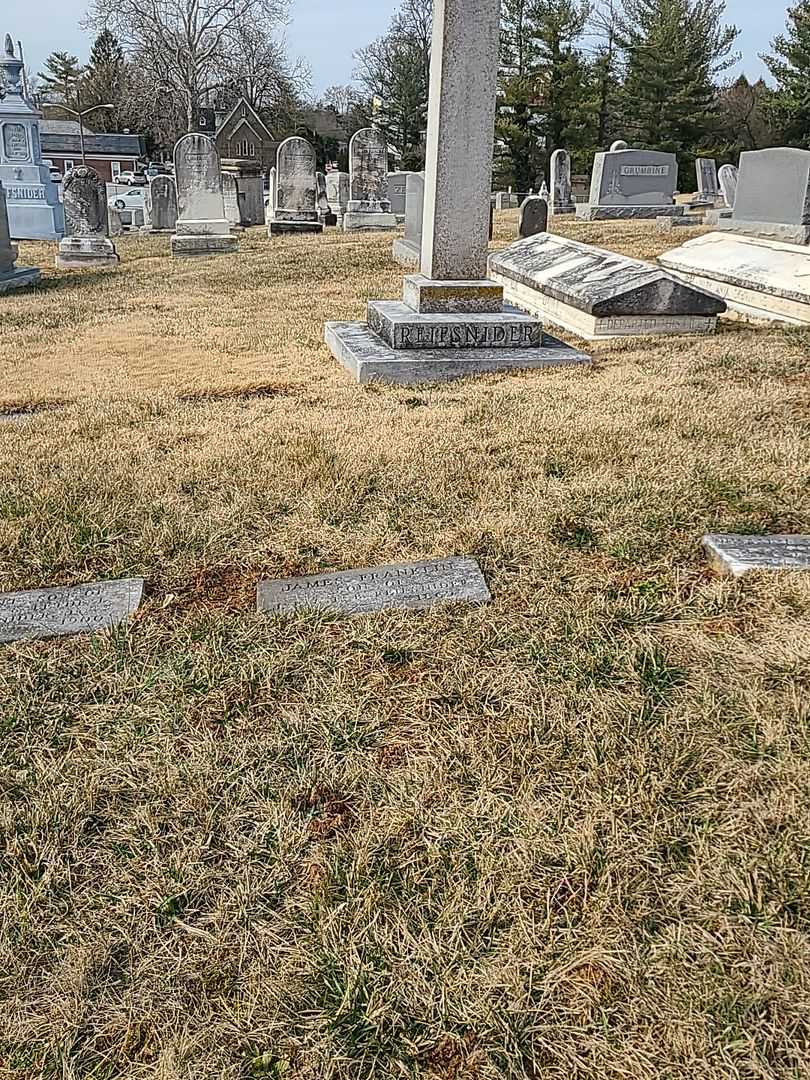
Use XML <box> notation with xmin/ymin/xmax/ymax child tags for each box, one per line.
<box><xmin>2</xmin><ymin>533</ymin><xmax>808</xmax><ymax>644</ymax></box>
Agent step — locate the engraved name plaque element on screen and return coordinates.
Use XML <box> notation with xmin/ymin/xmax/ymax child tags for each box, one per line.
<box><xmin>257</xmin><ymin>557</ymin><xmax>491</xmax><ymax>616</ymax></box>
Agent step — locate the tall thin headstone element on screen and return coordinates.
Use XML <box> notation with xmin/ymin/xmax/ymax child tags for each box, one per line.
<box><xmin>324</xmin><ymin>0</ymin><xmax>589</xmax><ymax>383</ymax></box>
<box><xmin>221</xmin><ymin>172</ymin><xmax>243</xmax><ymax>229</ymax></box>
<box><xmin>695</xmin><ymin>158</ymin><xmax>720</xmax><ymax>201</ymax></box>
<box><xmin>268</xmin><ymin>136</ymin><xmax>322</xmax><ymax>235</ymax></box>
<box><xmin>343</xmin><ymin>128</ymin><xmax>397</xmax><ymax>232</ymax></box>
<box><xmin>326</xmin><ymin>171</ymin><xmax>349</xmax><ymax>226</ymax></box>
<box><xmin>718</xmin><ymin>163</ymin><xmax>738</xmax><ymax>208</ymax></box>
<box><xmin>316</xmin><ymin>171</ymin><xmax>337</xmax><ymax>226</ymax></box>
<box><xmin>56</xmin><ymin>165</ymin><xmax>119</xmax><ymax>269</ymax></box>
<box><xmin>0</xmin><ymin>180</ymin><xmax>40</xmax><ymax>291</ymax></box>
<box><xmin>171</xmin><ymin>132</ymin><xmax>237</xmax><ymax>257</ymax></box>
<box><xmin>392</xmin><ymin>171</ymin><xmax>425</xmax><ymax>268</ymax></box>
<box><xmin>550</xmin><ymin>149</ymin><xmax>576</xmax><ymax>215</ymax></box>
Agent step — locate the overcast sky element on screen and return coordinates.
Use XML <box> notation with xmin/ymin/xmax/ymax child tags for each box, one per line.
<box><xmin>9</xmin><ymin>0</ymin><xmax>785</xmax><ymax>96</ymax></box>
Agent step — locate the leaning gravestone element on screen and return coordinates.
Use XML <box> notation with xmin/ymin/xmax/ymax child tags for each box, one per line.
<box><xmin>144</xmin><ymin>175</ymin><xmax>177</xmax><ymax>233</ymax></box>
<box><xmin>489</xmin><ymin>232</ymin><xmax>725</xmax><ymax>339</ymax></box>
<box><xmin>576</xmin><ymin>148</ymin><xmax>682</xmax><ymax>220</ymax></box>
<box><xmin>0</xmin><ymin>577</ymin><xmax>144</xmax><ymax>644</ymax></box>
<box><xmin>221</xmin><ymin>172</ymin><xmax>243</xmax><ymax>230</ymax></box>
<box><xmin>344</xmin><ymin>128</ymin><xmax>397</xmax><ymax>232</ymax></box>
<box><xmin>550</xmin><ymin>149</ymin><xmax>576</xmax><ymax>216</ymax></box>
<box><xmin>268</xmin><ymin>136</ymin><xmax>322</xmax><ymax>236</ymax></box>
<box><xmin>171</xmin><ymin>133</ymin><xmax>237</xmax><ymax>257</ymax></box>
<box><xmin>703</xmin><ymin>534</ymin><xmax>810</xmax><ymax>576</ymax></box>
<box><xmin>56</xmin><ymin>165</ymin><xmax>119</xmax><ymax>269</ymax></box>
<box><xmin>0</xmin><ymin>180</ymin><xmax>40</xmax><ymax>292</ymax></box>
<box><xmin>257</xmin><ymin>557</ymin><xmax>490</xmax><ymax>616</ymax></box>
<box><xmin>316</xmin><ymin>171</ymin><xmax>337</xmax><ymax>226</ymax></box>
<box><xmin>392</xmin><ymin>171</ymin><xmax>425</xmax><ymax>268</ymax></box>
<box><xmin>518</xmin><ymin>195</ymin><xmax>548</xmax><ymax>237</ymax></box>
<box><xmin>718</xmin><ymin>164</ymin><xmax>738</xmax><ymax>208</ymax></box>
<box><xmin>695</xmin><ymin>158</ymin><xmax>720</xmax><ymax>202</ymax></box>
<box><xmin>716</xmin><ymin>148</ymin><xmax>810</xmax><ymax>244</ymax></box>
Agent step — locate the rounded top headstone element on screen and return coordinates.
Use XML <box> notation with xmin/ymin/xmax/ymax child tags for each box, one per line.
<box><xmin>610</xmin><ymin>140</ymin><xmax>629</xmax><ymax>152</ymax></box>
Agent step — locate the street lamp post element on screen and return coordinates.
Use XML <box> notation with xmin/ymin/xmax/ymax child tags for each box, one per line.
<box><xmin>51</xmin><ymin>91</ymin><xmax>115</xmax><ymax>167</ymax></box>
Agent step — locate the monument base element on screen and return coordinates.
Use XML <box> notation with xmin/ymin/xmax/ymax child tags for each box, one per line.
<box><xmin>575</xmin><ymin>204</ymin><xmax>684</xmax><ymax>221</ymax></box>
<box><xmin>550</xmin><ymin>204</ymin><xmax>577</xmax><ymax>217</ymax></box>
<box><xmin>319</xmin><ymin>212</ymin><xmax>338</xmax><ymax>227</ymax></box>
<box><xmin>268</xmin><ymin>220</ymin><xmax>324</xmax><ymax>236</ymax></box>
<box><xmin>0</xmin><ymin>264</ymin><xmax>41</xmax><ymax>294</ymax></box>
<box><xmin>392</xmin><ymin>238</ymin><xmax>420</xmax><ymax>268</ymax></box>
<box><xmin>343</xmin><ymin>211</ymin><xmax>398</xmax><ymax>232</ymax></box>
<box><xmin>324</xmin><ymin>277</ymin><xmax>589</xmax><ymax>385</ymax></box>
<box><xmin>715</xmin><ymin>218</ymin><xmax>810</xmax><ymax>245</ymax></box>
<box><xmin>170</xmin><ymin>233</ymin><xmax>239</xmax><ymax>257</ymax></box>
<box><xmin>55</xmin><ymin>236</ymin><xmax>119</xmax><ymax>269</ymax></box>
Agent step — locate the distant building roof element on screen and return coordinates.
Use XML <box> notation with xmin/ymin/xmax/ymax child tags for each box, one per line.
<box><xmin>40</xmin><ymin>119</ymin><xmax>85</xmax><ymax>135</ymax></box>
<box><xmin>41</xmin><ymin>129</ymin><xmax>145</xmax><ymax>157</ymax></box>
<box><xmin>301</xmin><ymin>107</ymin><xmax>349</xmax><ymax>143</ymax></box>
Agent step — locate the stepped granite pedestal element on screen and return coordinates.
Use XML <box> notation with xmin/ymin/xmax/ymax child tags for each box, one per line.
<box><xmin>326</xmin><ymin>274</ymin><xmax>589</xmax><ymax>384</ymax></box>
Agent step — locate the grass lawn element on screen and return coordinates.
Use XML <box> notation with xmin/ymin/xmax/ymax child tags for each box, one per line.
<box><xmin>1</xmin><ymin>214</ymin><xmax>809</xmax><ymax>1079</ymax></box>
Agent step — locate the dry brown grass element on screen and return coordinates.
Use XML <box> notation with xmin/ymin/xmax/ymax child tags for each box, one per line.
<box><xmin>1</xmin><ymin>215</ymin><xmax>809</xmax><ymax>1080</ymax></box>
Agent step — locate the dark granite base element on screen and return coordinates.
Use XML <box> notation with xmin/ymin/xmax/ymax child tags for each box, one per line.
<box><xmin>325</xmin><ymin>320</ymin><xmax>590</xmax><ymax>384</ymax></box>
<box><xmin>0</xmin><ymin>266</ymin><xmax>41</xmax><ymax>293</ymax></box>
<box><xmin>268</xmin><ymin>220</ymin><xmax>324</xmax><ymax>236</ymax></box>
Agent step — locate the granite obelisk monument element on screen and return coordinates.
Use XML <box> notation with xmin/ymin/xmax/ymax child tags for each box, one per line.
<box><xmin>324</xmin><ymin>0</ymin><xmax>589</xmax><ymax>383</ymax></box>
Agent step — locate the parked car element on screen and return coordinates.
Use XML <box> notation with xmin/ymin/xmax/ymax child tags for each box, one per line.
<box><xmin>108</xmin><ymin>188</ymin><xmax>145</xmax><ymax>213</ymax></box>
<box><xmin>116</xmin><ymin>170</ymin><xmax>148</xmax><ymax>186</ymax></box>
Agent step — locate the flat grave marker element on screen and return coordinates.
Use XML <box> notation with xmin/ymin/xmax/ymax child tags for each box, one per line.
<box><xmin>257</xmin><ymin>557</ymin><xmax>490</xmax><ymax>616</ymax></box>
<box><xmin>703</xmin><ymin>534</ymin><xmax>810</xmax><ymax>577</ymax></box>
<box><xmin>0</xmin><ymin>577</ymin><xmax>144</xmax><ymax>644</ymax></box>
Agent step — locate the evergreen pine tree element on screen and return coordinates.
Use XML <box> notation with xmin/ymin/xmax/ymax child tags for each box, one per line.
<box><xmin>38</xmin><ymin>51</ymin><xmax>83</xmax><ymax>109</ymax></box>
<box><xmin>762</xmin><ymin>2</ymin><xmax>810</xmax><ymax>147</ymax></box>
<box><xmin>619</xmin><ymin>0</ymin><xmax>738</xmax><ymax>166</ymax></box>
<box><xmin>82</xmin><ymin>30</ymin><xmax>127</xmax><ymax>132</ymax></box>
<box><xmin>497</xmin><ymin>0</ymin><xmax>594</xmax><ymax>190</ymax></box>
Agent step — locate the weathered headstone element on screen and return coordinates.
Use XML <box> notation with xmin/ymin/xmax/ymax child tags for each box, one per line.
<box><xmin>343</xmin><ymin>128</ymin><xmax>397</xmax><ymax>232</ymax></box>
<box><xmin>489</xmin><ymin>232</ymin><xmax>725</xmax><ymax>339</ymax></box>
<box><xmin>703</xmin><ymin>534</ymin><xmax>810</xmax><ymax>576</ymax></box>
<box><xmin>550</xmin><ymin>149</ymin><xmax>576</xmax><ymax>216</ymax></box>
<box><xmin>221</xmin><ymin>172</ymin><xmax>243</xmax><ymax>230</ymax></box>
<box><xmin>268</xmin><ymin>136</ymin><xmax>323</xmax><ymax>236</ymax></box>
<box><xmin>392</xmin><ymin>171</ymin><xmax>425</xmax><ymax>268</ymax></box>
<box><xmin>610</xmin><ymin>140</ymin><xmax>628</xmax><ymax>152</ymax></box>
<box><xmin>56</xmin><ymin>165</ymin><xmax>119</xmax><ymax>269</ymax></box>
<box><xmin>718</xmin><ymin>164</ymin><xmax>738</xmax><ymax>208</ymax></box>
<box><xmin>316</xmin><ymin>171</ymin><xmax>337</xmax><ymax>226</ymax></box>
<box><xmin>695</xmin><ymin>158</ymin><xmax>720</xmax><ymax>201</ymax></box>
<box><xmin>143</xmin><ymin>175</ymin><xmax>177</xmax><ymax>233</ymax></box>
<box><xmin>0</xmin><ymin>577</ymin><xmax>144</xmax><ymax>644</ymax></box>
<box><xmin>715</xmin><ymin>148</ymin><xmax>810</xmax><ymax>244</ymax></box>
<box><xmin>325</xmin><ymin>0</ymin><xmax>590</xmax><ymax>384</ymax></box>
<box><xmin>325</xmin><ymin>170</ymin><xmax>349</xmax><ymax>225</ymax></box>
<box><xmin>0</xmin><ymin>35</ymin><xmax>64</xmax><ymax>240</ymax></box>
<box><xmin>495</xmin><ymin>192</ymin><xmax>512</xmax><ymax>210</ymax></box>
<box><xmin>257</xmin><ymin>557</ymin><xmax>491</xmax><ymax>616</ymax></box>
<box><xmin>0</xmin><ymin>180</ymin><xmax>40</xmax><ymax>292</ymax></box>
<box><xmin>576</xmin><ymin>148</ymin><xmax>682</xmax><ymax>220</ymax></box>
<box><xmin>171</xmin><ymin>132</ymin><xmax>237</xmax><ymax>257</ymax></box>
<box><xmin>222</xmin><ymin>159</ymin><xmax>263</xmax><ymax>225</ymax></box>
<box><xmin>387</xmin><ymin>171</ymin><xmax>409</xmax><ymax>222</ymax></box>
<box><xmin>518</xmin><ymin>195</ymin><xmax>548</xmax><ymax>237</ymax></box>
<box><xmin>265</xmin><ymin>165</ymin><xmax>277</xmax><ymax>223</ymax></box>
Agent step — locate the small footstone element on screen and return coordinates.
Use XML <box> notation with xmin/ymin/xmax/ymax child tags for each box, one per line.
<box><xmin>257</xmin><ymin>557</ymin><xmax>491</xmax><ymax>616</ymax></box>
<box><xmin>0</xmin><ymin>578</ymin><xmax>144</xmax><ymax>644</ymax></box>
<box><xmin>703</xmin><ymin>534</ymin><xmax>810</xmax><ymax>576</ymax></box>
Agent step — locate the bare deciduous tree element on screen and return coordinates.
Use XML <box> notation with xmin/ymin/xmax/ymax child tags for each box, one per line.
<box><xmin>84</xmin><ymin>0</ymin><xmax>293</xmax><ymax>133</ymax></box>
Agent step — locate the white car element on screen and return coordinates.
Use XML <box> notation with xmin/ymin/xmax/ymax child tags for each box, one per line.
<box><xmin>108</xmin><ymin>188</ymin><xmax>145</xmax><ymax>213</ymax></box>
